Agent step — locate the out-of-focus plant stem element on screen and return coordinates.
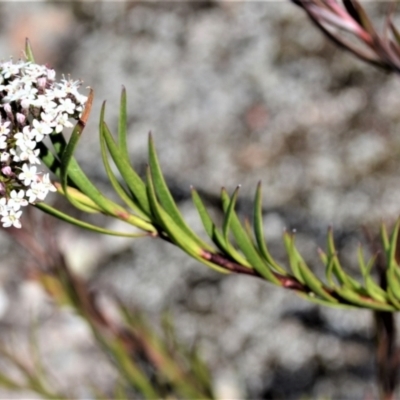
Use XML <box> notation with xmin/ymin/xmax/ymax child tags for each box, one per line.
<box><xmin>374</xmin><ymin>311</ymin><xmax>397</xmax><ymax>400</ymax></box>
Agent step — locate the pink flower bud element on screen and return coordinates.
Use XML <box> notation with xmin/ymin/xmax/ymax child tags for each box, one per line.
<box><xmin>16</xmin><ymin>113</ymin><xmax>26</xmax><ymax>125</ymax></box>
<box><xmin>1</xmin><ymin>166</ymin><xmax>12</xmax><ymax>176</ymax></box>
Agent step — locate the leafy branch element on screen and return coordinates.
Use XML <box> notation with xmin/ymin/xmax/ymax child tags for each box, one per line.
<box><xmin>293</xmin><ymin>0</ymin><xmax>400</xmax><ymax>73</ymax></box>
<box><xmin>23</xmin><ymin>34</ymin><xmax>399</xmax><ymax>313</ymax></box>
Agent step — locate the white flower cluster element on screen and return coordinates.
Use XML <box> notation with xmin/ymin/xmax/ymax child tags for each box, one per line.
<box><xmin>0</xmin><ymin>60</ymin><xmax>87</xmax><ymax>228</ymax></box>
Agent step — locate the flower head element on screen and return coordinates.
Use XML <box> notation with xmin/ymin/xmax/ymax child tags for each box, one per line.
<box><xmin>0</xmin><ymin>59</ymin><xmax>87</xmax><ymax>228</ymax></box>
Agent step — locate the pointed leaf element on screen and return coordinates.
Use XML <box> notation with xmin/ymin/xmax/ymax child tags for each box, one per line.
<box><xmin>118</xmin><ymin>86</ymin><xmax>129</xmax><ymax>160</ymax></box>
<box><xmin>146</xmin><ymin>169</ymin><xmax>203</xmax><ymax>256</ymax></box>
<box><xmin>99</xmin><ymin>104</ymin><xmax>150</xmax><ymax>221</ymax></box>
<box><xmin>102</xmin><ymin>121</ymin><xmax>151</xmax><ymax>216</ymax></box>
<box><xmin>380</xmin><ymin>222</ymin><xmax>390</xmax><ymax>252</ymax></box>
<box><xmin>283</xmin><ymin>232</ymin><xmax>306</xmax><ymax>284</ymax></box>
<box><xmin>357</xmin><ymin>246</ymin><xmax>388</xmax><ymax>302</ymax></box>
<box><xmin>298</xmin><ymin>292</ymin><xmax>355</xmax><ymax>310</ymax></box>
<box><xmin>220</xmin><ymin>189</ymin><xmax>280</xmax><ymax>284</ymax></box>
<box><xmin>146</xmin><ymin>169</ymin><xmax>226</xmax><ymax>274</ymax></box>
<box><xmin>191</xmin><ymin>187</ymin><xmax>247</xmax><ymax>264</ymax></box>
<box><xmin>297</xmin><ymin>261</ymin><xmax>338</xmax><ymax>302</ymax></box>
<box><xmin>190</xmin><ymin>187</ymin><xmax>227</xmax><ymax>250</ymax></box>
<box><xmin>220</xmin><ymin>187</ymin><xmax>252</xmax><ymax>267</ymax></box>
<box><xmin>253</xmin><ymin>182</ymin><xmax>286</xmax><ymax>274</ymax></box>
<box><xmin>25</xmin><ymin>38</ymin><xmax>35</xmax><ymax>63</ymax></box>
<box><xmin>148</xmin><ymin>134</ymin><xmax>214</xmax><ymax>251</ymax></box>
<box><xmin>35</xmin><ymin>203</ymin><xmax>149</xmax><ymax>238</ymax></box>
<box><xmin>336</xmin><ymin>286</ymin><xmax>394</xmax><ymax>311</ymax></box>
<box><xmin>327</xmin><ymin>228</ymin><xmax>362</xmax><ymax>290</ymax></box>
<box><xmin>387</xmin><ymin>267</ymin><xmax>400</xmax><ymax>303</ymax></box>
<box><xmin>387</xmin><ymin>219</ymin><xmax>400</xmax><ymax>270</ymax></box>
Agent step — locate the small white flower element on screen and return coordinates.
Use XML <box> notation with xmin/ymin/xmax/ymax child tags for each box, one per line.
<box><xmin>58</xmin><ymin>98</ymin><xmax>76</xmax><ymax>114</ymax></box>
<box><xmin>0</xmin><ymin>152</ymin><xmax>9</xmax><ymax>162</ymax></box>
<box><xmin>8</xmin><ymin>190</ymin><xmax>28</xmax><ymax>210</ymax></box>
<box><xmin>19</xmin><ymin>143</ymin><xmax>40</xmax><ymax>164</ymax></box>
<box><xmin>2</xmin><ymin>62</ymin><xmax>21</xmax><ymax>79</ymax></box>
<box><xmin>0</xmin><ymin>136</ymin><xmax>7</xmax><ymax>150</ymax></box>
<box><xmin>18</xmin><ymin>163</ymin><xmax>37</xmax><ymax>186</ymax></box>
<box><xmin>34</xmin><ymin>94</ymin><xmax>56</xmax><ymax>110</ymax></box>
<box><xmin>26</xmin><ymin>181</ymin><xmax>47</xmax><ymax>203</ymax></box>
<box><xmin>15</xmin><ymin>126</ymin><xmax>35</xmax><ymax>148</ymax></box>
<box><xmin>54</xmin><ymin>113</ymin><xmax>73</xmax><ymax>133</ymax></box>
<box><xmin>1</xmin><ymin>209</ymin><xmax>22</xmax><ymax>228</ymax></box>
<box><xmin>0</xmin><ymin>197</ymin><xmax>8</xmax><ymax>215</ymax></box>
<box><xmin>40</xmin><ymin>110</ymin><xmax>57</xmax><ymax>126</ymax></box>
<box><xmin>10</xmin><ymin>148</ymin><xmax>21</xmax><ymax>162</ymax></box>
<box><xmin>41</xmin><ymin>173</ymin><xmax>56</xmax><ymax>192</ymax></box>
<box><xmin>0</xmin><ymin>121</ymin><xmax>11</xmax><ymax>136</ymax></box>
<box><xmin>31</xmin><ymin>118</ymin><xmax>52</xmax><ymax>141</ymax></box>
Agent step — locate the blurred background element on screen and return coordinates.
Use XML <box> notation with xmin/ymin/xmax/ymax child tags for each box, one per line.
<box><xmin>0</xmin><ymin>1</ymin><xmax>399</xmax><ymax>399</ymax></box>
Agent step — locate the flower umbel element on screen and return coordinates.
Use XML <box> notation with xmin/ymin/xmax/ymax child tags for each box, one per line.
<box><xmin>0</xmin><ymin>59</ymin><xmax>87</xmax><ymax>228</ymax></box>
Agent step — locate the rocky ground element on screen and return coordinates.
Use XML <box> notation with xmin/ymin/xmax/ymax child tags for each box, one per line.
<box><xmin>0</xmin><ymin>1</ymin><xmax>399</xmax><ymax>399</ymax></box>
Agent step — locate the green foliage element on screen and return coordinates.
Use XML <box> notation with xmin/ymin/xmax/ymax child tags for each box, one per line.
<box><xmin>28</xmin><ymin>61</ymin><xmax>400</xmax><ymax>312</ymax></box>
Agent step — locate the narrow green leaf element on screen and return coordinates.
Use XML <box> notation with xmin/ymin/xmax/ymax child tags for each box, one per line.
<box><xmin>54</xmin><ymin>183</ymin><xmax>103</xmax><ymax>213</ymax></box>
<box><xmin>327</xmin><ymin>228</ymin><xmax>362</xmax><ymax>290</ymax></box>
<box><xmin>220</xmin><ymin>189</ymin><xmax>280</xmax><ymax>284</ymax></box>
<box><xmin>319</xmin><ymin>247</ymin><xmax>337</xmax><ymax>288</ymax></box>
<box><xmin>220</xmin><ymin>188</ymin><xmax>271</xmax><ymax>269</ymax></box>
<box><xmin>148</xmin><ymin>134</ymin><xmax>214</xmax><ymax>252</ymax></box>
<box><xmin>102</xmin><ymin>121</ymin><xmax>151</xmax><ymax>216</ymax></box>
<box><xmin>297</xmin><ymin>261</ymin><xmax>338</xmax><ymax>302</ymax></box>
<box><xmin>387</xmin><ymin>219</ymin><xmax>400</xmax><ymax>270</ymax></box>
<box><xmin>100</xmin><ymin>335</ymin><xmax>159</xmax><ymax>399</ymax></box>
<box><xmin>283</xmin><ymin>232</ymin><xmax>306</xmax><ymax>285</ymax></box>
<box><xmin>191</xmin><ymin>187</ymin><xmax>247</xmax><ymax>264</ymax></box>
<box><xmin>222</xmin><ymin>186</ymin><xmax>239</xmax><ymax>240</ymax></box>
<box><xmin>336</xmin><ymin>286</ymin><xmax>394</xmax><ymax>311</ymax></box>
<box><xmin>146</xmin><ymin>169</ymin><xmax>226</xmax><ymax>274</ymax></box>
<box><xmin>220</xmin><ymin>187</ymin><xmax>252</xmax><ymax>267</ymax></box>
<box><xmin>387</xmin><ymin>268</ymin><xmax>400</xmax><ymax>302</ymax></box>
<box><xmin>298</xmin><ymin>292</ymin><xmax>355</xmax><ymax>310</ymax></box>
<box><xmin>357</xmin><ymin>246</ymin><xmax>388</xmax><ymax>302</ymax></box>
<box><xmin>387</xmin><ymin>286</ymin><xmax>400</xmax><ymax>310</ymax></box>
<box><xmin>253</xmin><ymin>182</ymin><xmax>286</xmax><ymax>274</ymax></box>
<box><xmin>99</xmin><ymin>104</ymin><xmax>150</xmax><ymax>221</ymax></box>
<box><xmin>380</xmin><ymin>222</ymin><xmax>390</xmax><ymax>252</ymax></box>
<box><xmin>318</xmin><ymin>248</ymin><xmax>328</xmax><ymax>264</ymax></box>
<box><xmin>35</xmin><ymin>203</ymin><xmax>149</xmax><ymax>238</ymax></box>
<box><xmin>118</xmin><ymin>87</ymin><xmax>129</xmax><ymax>161</ymax></box>
<box><xmin>25</xmin><ymin>38</ymin><xmax>35</xmax><ymax>63</ymax></box>
<box><xmin>146</xmin><ymin>168</ymin><xmax>202</xmax><ymax>256</ymax></box>
<box><xmin>325</xmin><ymin>255</ymin><xmax>337</xmax><ymax>288</ymax></box>
<box><xmin>191</xmin><ymin>187</ymin><xmax>214</xmax><ymax>238</ymax></box>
